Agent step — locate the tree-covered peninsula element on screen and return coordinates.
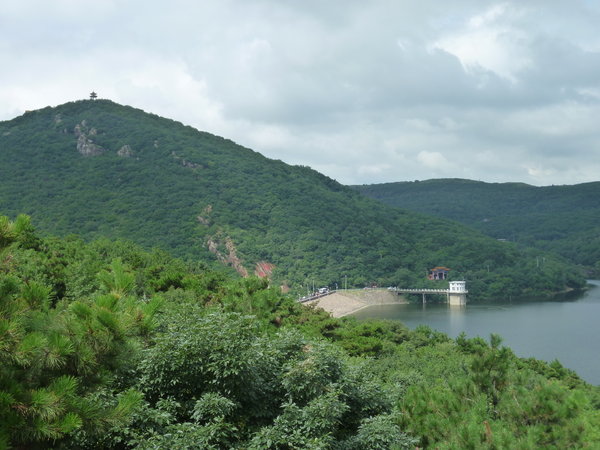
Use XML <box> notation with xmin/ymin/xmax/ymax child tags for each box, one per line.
<box><xmin>1</xmin><ymin>215</ymin><xmax>598</xmax><ymax>448</ymax></box>
<box><xmin>0</xmin><ymin>101</ymin><xmax>585</xmax><ymax>300</ymax></box>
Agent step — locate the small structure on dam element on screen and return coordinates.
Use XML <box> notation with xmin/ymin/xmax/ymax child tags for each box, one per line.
<box><xmin>448</xmin><ymin>280</ymin><xmax>468</xmax><ymax>306</ymax></box>
<box><xmin>390</xmin><ymin>280</ymin><xmax>468</xmax><ymax>305</ymax></box>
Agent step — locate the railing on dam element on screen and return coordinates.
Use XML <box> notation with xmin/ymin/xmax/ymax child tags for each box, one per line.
<box><xmin>392</xmin><ymin>288</ymin><xmax>451</xmax><ymax>294</ymax></box>
<box><xmin>297</xmin><ymin>286</ymin><xmax>468</xmax><ymax>304</ymax></box>
<box><xmin>390</xmin><ymin>287</ymin><xmax>468</xmax><ymax>294</ymax></box>
<box><xmin>297</xmin><ymin>290</ymin><xmax>337</xmax><ymax>303</ymax></box>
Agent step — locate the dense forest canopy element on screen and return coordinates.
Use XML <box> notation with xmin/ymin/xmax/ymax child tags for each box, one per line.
<box><xmin>352</xmin><ymin>178</ymin><xmax>600</xmax><ymax>271</ymax></box>
<box><xmin>0</xmin><ymin>101</ymin><xmax>585</xmax><ymax>300</ymax></box>
<box><xmin>1</xmin><ymin>214</ymin><xmax>599</xmax><ymax>448</ymax></box>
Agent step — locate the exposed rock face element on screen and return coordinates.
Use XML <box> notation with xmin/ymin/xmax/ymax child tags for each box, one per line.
<box><xmin>74</xmin><ymin>122</ymin><xmax>106</xmax><ymax>156</ymax></box>
<box><xmin>171</xmin><ymin>151</ymin><xmax>203</xmax><ymax>169</ymax></box>
<box><xmin>206</xmin><ymin>233</ymin><xmax>249</xmax><ymax>277</ymax></box>
<box><xmin>197</xmin><ymin>205</ymin><xmax>212</xmax><ymax>226</ymax></box>
<box><xmin>255</xmin><ymin>261</ymin><xmax>275</xmax><ymax>279</ymax></box>
<box><xmin>117</xmin><ymin>144</ymin><xmax>134</xmax><ymax>157</ymax></box>
<box><xmin>76</xmin><ymin>135</ymin><xmax>105</xmax><ymax>156</ymax></box>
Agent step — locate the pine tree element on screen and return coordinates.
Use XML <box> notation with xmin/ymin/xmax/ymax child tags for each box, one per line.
<box><xmin>0</xmin><ymin>215</ymin><xmax>157</xmax><ymax>447</ymax></box>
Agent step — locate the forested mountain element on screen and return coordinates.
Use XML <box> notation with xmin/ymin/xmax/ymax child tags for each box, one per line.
<box><xmin>0</xmin><ymin>100</ymin><xmax>585</xmax><ymax>299</ymax></box>
<box><xmin>351</xmin><ymin>179</ymin><xmax>600</xmax><ymax>271</ymax></box>
<box><xmin>1</xmin><ymin>215</ymin><xmax>599</xmax><ymax>448</ymax></box>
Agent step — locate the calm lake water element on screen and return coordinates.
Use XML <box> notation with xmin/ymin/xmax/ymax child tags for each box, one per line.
<box><xmin>353</xmin><ymin>280</ymin><xmax>600</xmax><ymax>385</ymax></box>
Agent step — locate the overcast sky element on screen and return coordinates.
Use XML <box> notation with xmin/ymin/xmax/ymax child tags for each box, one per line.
<box><xmin>2</xmin><ymin>0</ymin><xmax>600</xmax><ymax>186</ymax></box>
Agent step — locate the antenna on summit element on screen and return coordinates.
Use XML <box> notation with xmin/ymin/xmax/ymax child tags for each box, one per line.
<box><xmin>89</xmin><ymin>91</ymin><xmax>98</xmax><ymax>100</ymax></box>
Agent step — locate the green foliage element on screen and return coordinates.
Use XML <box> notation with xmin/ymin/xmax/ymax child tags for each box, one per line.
<box><xmin>248</xmin><ymin>392</ymin><xmax>348</xmax><ymax>449</ymax></box>
<box><xmin>139</xmin><ymin>310</ymin><xmax>257</xmax><ymax>403</ymax></box>
<box><xmin>399</xmin><ymin>333</ymin><xmax>599</xmax><ymax>448</ymax></box>
<box><xmin>97</xmin><ymin>258</ymin><xmax>135</xmax><ymax>298</ymax></box>
<box><xmin>342</xmin><ymin>413</ymin><xmax>417</xmax><ymax>450</ymax></box>
<box><xmin>133</xmin><ymin>306</ymin><xmax>405</xmax><ymax>446</ymax></box>
<box><xmin>0</xmin><ymin>213</ymin><xmax>598</xmax><ymax>448</ymax></box>
<box><xmin>353</xmin><ymin>178</ymin><xmax>600</xmax><ymax>270</ymax></box>
<box><xmin>0</xmin><ymin>216</ymin><xmax>157</xmax><ymax>448</ymax></box>
<box><xmin>458</xmin><ymin>333</ymin><xmax>513</xmax><ymax>406</ymax></box>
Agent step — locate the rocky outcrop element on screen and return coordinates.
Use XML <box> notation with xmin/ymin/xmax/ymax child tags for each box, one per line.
<box><xmin>117</xmin><ymin>144</ymin><xmax>134</xmax><ymax>157</ymax></box>
<box><xmin>76</xmin><ymin>134</ymin><xmax>105</xmax><ymax>156</ymax></box>
<box><xmin>255</xmin><ymin>261</ymin><xmax>275</xmax><ymax>279</ymax></box>
<box><xmin>74</xmin><ymin>121</ymin><xmax>105</xmax><ymax>156</ymax></box>
<box><xmin>171</xmin><ymin>151</ymin><xmax>203</xmax><ymax>169</ymax></box>
<box><xmin>197</xmin><ymin>205</ymin><xmax>212</xmax><ymax>226</ymax></box>
<box><xmin>206</xmin><ymin>233</ymin><xmax>249</xmax><ymax>277</ymax></box>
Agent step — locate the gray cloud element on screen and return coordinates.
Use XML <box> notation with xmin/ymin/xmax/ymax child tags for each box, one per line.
<box><xmin>1</xmin><ymin>0</ymin><xmax>599</xmax><ymax>186</ymax></box>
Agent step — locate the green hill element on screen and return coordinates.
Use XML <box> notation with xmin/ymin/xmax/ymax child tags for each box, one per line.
<box><xmin>0</xmin><ymin>100</ymin><xmax>585</xmax><ymax>299</ymax></box>
<box><xmin>352</xmin><ymin>178</ymin><xmax>600</xmax><ymax>271</ymax></box>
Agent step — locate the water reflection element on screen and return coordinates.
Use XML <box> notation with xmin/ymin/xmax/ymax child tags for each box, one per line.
<box><xmin>448</xmin><ymin>304</ymin><xmax>466</xmax><ymax>335</ymax></box>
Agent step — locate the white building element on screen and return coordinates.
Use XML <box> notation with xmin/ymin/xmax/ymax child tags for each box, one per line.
<box><xmin>448</xmin><ymin>281</ymin><xmax>467</xmax><ymax>305</ymax></box>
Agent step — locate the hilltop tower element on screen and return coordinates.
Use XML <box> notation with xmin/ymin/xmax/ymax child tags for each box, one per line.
<box><xmin>448</xmin><ymin>280</ymin><xmax>467</xmax><ymax>306</ymax></box>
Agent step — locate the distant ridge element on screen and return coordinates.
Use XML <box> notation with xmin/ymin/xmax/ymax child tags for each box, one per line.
<box><xmin>352</xmin><ymin>178</ymin><xmax>600</xmax><ymax>269</ymax></box>
<box><xmin>0</xmin><ymin>101</ymin><xmax>585</xmax><ymax>299</ymax></box>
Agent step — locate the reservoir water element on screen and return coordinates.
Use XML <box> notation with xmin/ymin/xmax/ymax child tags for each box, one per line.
<box><xmin>353</xmin><ymin>280</ymin><xmax>600</xmax><ymax>385</ymax></box>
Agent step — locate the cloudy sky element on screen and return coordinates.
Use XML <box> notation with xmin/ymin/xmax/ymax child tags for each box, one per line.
<box><xmin>2</xmin><ymin>0</ymin><xmax>600</xmax><ymax>186</ymax></box>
